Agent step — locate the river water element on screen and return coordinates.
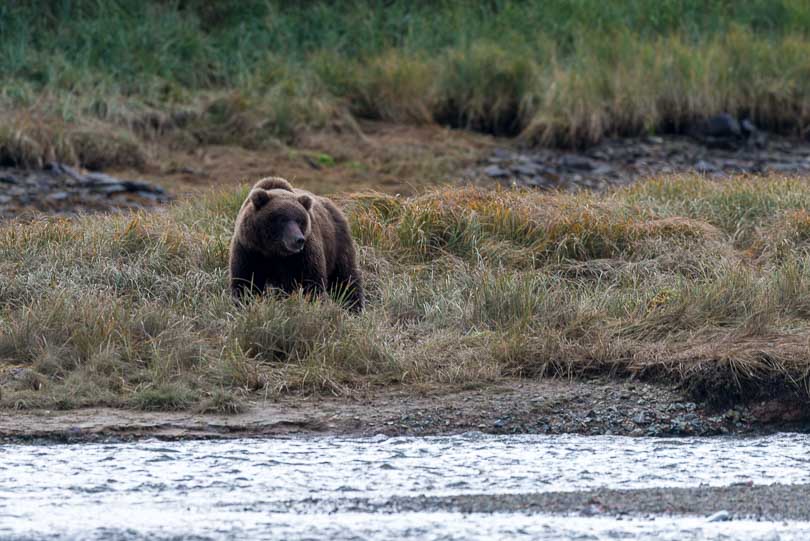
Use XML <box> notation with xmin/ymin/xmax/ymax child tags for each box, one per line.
<box><xmin>2</xmin><ymin>433</ymin><xmax>809</xmax><ymax>540</ymax></box>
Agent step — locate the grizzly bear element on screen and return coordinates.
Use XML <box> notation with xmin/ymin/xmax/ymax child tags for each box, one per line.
<box><xmin>229</xmin><ymin>177</ymin><xmax>364</xmax><ymax>311</ymax></box>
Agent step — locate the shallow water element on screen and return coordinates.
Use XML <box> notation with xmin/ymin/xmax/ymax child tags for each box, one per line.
<box><xmin>2</xmin><ymin>433</ymin><xmax>809</xmax><ymax>540</ymax></box>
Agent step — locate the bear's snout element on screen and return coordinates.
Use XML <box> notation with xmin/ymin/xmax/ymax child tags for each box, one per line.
<box><xmin>291</xmin><ymin>235</ymin><xmax>305</xmax><ymax>250</ymax></box>
<box><xmin>282</xmin><ymin>222</ymin><xmax>306</xmax><ymax>254</ymax></box>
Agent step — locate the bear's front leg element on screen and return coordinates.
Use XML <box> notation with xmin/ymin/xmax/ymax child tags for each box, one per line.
<box><xmin>329</xmin><ymin>251</ymin><xmax>365</xmax><ymax>312</ymax></box>
<box><xmin>299</xmin><ymin>249</ymin><xmax>328</xmax><ymax>301</ymax></box>
<box><xmin>229</xmin><ymin>245</ymin><xmax>266</xmax><ymax>300</ymax></box>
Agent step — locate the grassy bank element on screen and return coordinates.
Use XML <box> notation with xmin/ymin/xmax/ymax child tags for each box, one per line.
<box><xmin>2</xmin><ymin>1</ymin><xmax>810</xmax><ymax>169</ymax></box>
<box><xmin>3</xmin><ymin>174</ymin><xmax>810</xmax><ymax>411</ymax></box>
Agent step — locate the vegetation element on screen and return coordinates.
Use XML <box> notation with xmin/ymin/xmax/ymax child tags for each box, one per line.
<box><xmin>3</xmin><ymin>175</ymin><xmax>810</xmax><ymax>411</ymax></box>
<box><xmin>1</xmin><ymin>0</ymin><xmax>810</xmax><ymax>170</ymax></box>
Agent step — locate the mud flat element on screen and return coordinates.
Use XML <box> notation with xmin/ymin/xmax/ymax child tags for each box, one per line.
<box><xmin>471</xmin><ymin>134</ymin><xmax>810</xmax><ymax>191</ymax></box>
<box><xmin>2</xmin><ymin>379</ymin><xmax>807</xmax><ymax>443</ymax></box>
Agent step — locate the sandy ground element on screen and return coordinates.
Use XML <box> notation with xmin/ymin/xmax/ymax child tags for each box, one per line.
<box><xmin>2</xmin><ymin>378</ymin><xmax>807</xmax><ymax>442</ymax></box>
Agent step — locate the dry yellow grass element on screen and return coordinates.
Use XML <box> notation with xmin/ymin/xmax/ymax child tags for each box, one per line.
<box><xmin>2</xmin><ymin>175</ymin><xmax>810</xmax><ymax>411</ymax></box>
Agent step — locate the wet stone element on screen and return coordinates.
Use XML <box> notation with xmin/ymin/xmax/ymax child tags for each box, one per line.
<box><xmin>468</xmin><ymin>127</ymin><xmax>810</xmax><ymax>192</ymax></box>
<box><xmin>84</xmin><ymin>172</ymin><xmax>125</xmax><ymax>185</ymax></box>
<box><xmin>632</xmin><ymin>413</ymin><xmax>649</xmax><ymax>425</ymax></box>
<box><xmin>123</xmin><ymin>180</ymin><xmax>165</xmax><ymax>194</ymax></box>
<box><xmin>0</xmin><ymin>163</ymin><xmax>170</xmax><ymax>220</ymax></box>
<box><xmin>47</xmin><ymin>191</ymin><xmax>69</xmax><ymax>201</ymax></box>
<box><xmin>484</xmin><ymin>165</ymin><xmax>509</xmax><ymax>178</ymax></box>
<box><xmin>511</xmin><ymin>163</ymin><xmax>541</xmax><ymax>176</ymax></box>
<box><xmin>560</xmin><ymin>154</ymin><xmax>594</xmax><ymax>171</ymax></box>
<box><xmin>694</xmin><ymin>160</ymin><xmax>719</xmax><ymax>173</ymax></box>
<box><xmin>701</xmin><ymin>113</ymin><xmax>742</xmax><ymax>139</ymax></box>
<box><xmin>706</xmin><ymin>510</ymin><xmax>731</xmax><ymax>523</ymax></box>
<box><xmin>95</xmin><ymin>183</ymin><xmax>127</xmax><ymax>194</ymax></box>
<box><xmin>768</xmin><ymin>162</ymin><xmax>801</xmax><ymax>173</ymax></box>
<box><xmin>590</xmin><ymin>164</ymin><xmax>614</xmax><ymax>177</ymax></box>
<box><xmin>136</xmin><ymin>191</ymin><xmax>161</xmax><ymax>202</ymax></box>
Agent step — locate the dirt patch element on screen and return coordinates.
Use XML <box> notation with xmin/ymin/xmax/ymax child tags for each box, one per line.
<box><xmin>148</xmin><ymin>122</ymin><xmax>495</xmax><ymax>199</ymax></box>
<box><xmin>2</xmin><ymin>379</ymin><xmax>807</xmax><ymax>443</ymax></box>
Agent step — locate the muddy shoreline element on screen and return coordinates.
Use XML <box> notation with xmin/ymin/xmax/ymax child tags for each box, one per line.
<box><xmin>4</xmin><ymin>125</ymin><xmax>810</xmax><ymax>220</ymax></box>
<box><xmin>469</xmin><ymin>133</ymin><xmax>810</xmax><ymax>192</ymax></box>
<box><xmin>2</xmin><ymin>379</ymin><xmax>808</xmax><ymax>443</ymax></box>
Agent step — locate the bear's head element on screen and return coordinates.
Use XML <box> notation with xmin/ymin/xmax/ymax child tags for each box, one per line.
<box><xmin>239</xmin><ymin>188</ymin><xmax>313</xmax><ymax>256</ymax></box>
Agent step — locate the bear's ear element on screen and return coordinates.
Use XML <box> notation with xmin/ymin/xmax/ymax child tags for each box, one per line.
<box><xmin>250</xmin><ymin>189</ymin><xmax>271</xmax><ymax>209</ymax></box>
<box><xmin>298</xmin><ymin>194</ymin><xmax>313</xmax><ymax>211</ymax></box>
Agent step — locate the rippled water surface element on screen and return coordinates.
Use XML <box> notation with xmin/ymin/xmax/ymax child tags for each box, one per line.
<box><xmin>2</xmin><ymin>433</ymin><xmax>809</xmax><ymax>540</ymax></box>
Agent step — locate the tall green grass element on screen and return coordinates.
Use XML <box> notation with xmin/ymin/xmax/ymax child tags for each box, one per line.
<box><xmin>3</xmin><ymin>175</ymin><xmax>810</xmax><ymax>410</ymax></box>
<box><xmin>2</xmin><ymin>0</ymin><xmax>810</xmax><ymax>154</ymax></box>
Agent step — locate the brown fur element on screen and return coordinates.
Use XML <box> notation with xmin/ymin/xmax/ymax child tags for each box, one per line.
<box><xmin>229</xmin><ymin>177</ymin><xmax>364</xmax><ymax>311</ymax></box>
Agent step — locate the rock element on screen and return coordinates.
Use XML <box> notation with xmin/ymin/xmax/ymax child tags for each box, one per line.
<box><xmin>122</xmin><ymin>180</ymin><xmax>164</xmax><ymax>194</ymax></box>
<box><xmin>511</xmin><ymin>163</ymin><xmax>540</xmax><ymax>176</ymax></box>
<box><xmin>691</xmin><ymin>113</ymin><xmax>746</xmax><ymax>150</ymax></box>
<box><xmin>701</xmin><ymin>113</ymin><xmax>742</xmax><ymax>139</ymax></box>
<box><xmin>472</xmin><ymin>132</ymin><xmax>810</xmax><ymax>193</ymax></box>
<box><xmin>0</xmin><ymin>367</ymin><xmax>43</xmax><ymax>391</ymax></box>
<box><xmin>706</xmin><ymin>510</ymin><xmax>731</xmax><ymax>523</ymax></box>
<box><xmin>48</xmin><ymin>162</ymin><xmax>85</xmax><ymax>182</ymax></box>
<box><xmin>632</xmin><ymin>413</ymin><xmax>648</xmax><ymax>425</ymax></box>
<box><xmin>84</xmin><ymin>172</ymin><xmax>125</xmax><ymax>186</ymax></box>
<box><xmin>590</xmin><ymin>164</ymin><xmax>614</xmax><ymax>177</ymax></box>
<box><xmin>523</xmin><ymin>177</ymin><xmax>542</xmax><ymax>188</ymax></box>
<box><xmin>136</xmin><ymin>191</ymin><xmax>161</xmax><ymax>202</ymax></box>
<box><xmin>484</xmin><ymin>165</ymin><xmax>509</xmax><ymax>178</ymax></box>
<box><xmin>560</xmin><ymin>154</ymin><xmax>594</xmax><ymax>171</ymax></box>
<box><xmin>95</xmin><ymin>183</ymin><xmax>127</xmax><ymax>194</ymax></box>
<box><xmin>694</xmin><ymin>160</ymin><xmax>720</xmax><ymax>173</ymax></box>
<box><xmin>767</xmin><ymin>162</ymin><xmax>800</xmax><ymax>173</ymax></box>
<box><xmin>741</xmin><ymin>119</ymin><xmax>768</xmax><ymax>149</ymax></box>
<box><xmin>0</xmin><ymin>164</ymin><xmax>170</xmax><ymax>220</ymax></box>
<box><xmin>740</xmin><ymin>118</ymin><xmax>756</xmax><ymax>138</ymax></box>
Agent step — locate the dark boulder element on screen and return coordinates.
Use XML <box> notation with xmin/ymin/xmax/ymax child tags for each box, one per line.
<box><xmin>702</xmin><ymin>113</ymin><xmax>742</xmax><ymax>139</ymax></box>
<box><xmin>740</xmin><ymin>118</ymin><xmax>767</xmax><ymax>149</ymax></box>
<box><xmin>560</xmin><ymin>154</ymin><xmax>594</xmax><ymax>171</ymax></box>
<box><xmin>691</xmin><ymin>113</ymin><xmax>744</xmax><ymax>150</ymax></box>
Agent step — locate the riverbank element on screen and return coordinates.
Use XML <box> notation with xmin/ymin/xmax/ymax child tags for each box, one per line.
<box><xmin>2</xmin><ymin>379</ymin><xmax>807</xmax><ymax>443</ymax></box>
<box><xmin>5</xmin><ymin>174</ymin><xmax>810</xmax><ymax>416</ymax></box>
